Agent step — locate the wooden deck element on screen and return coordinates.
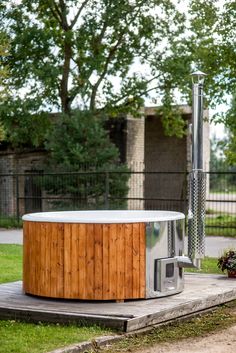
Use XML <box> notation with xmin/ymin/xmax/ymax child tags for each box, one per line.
<box><xmin>1</xmin><ymin>273</ymin><xmax>236</xmax><ymax>332</ymax></box>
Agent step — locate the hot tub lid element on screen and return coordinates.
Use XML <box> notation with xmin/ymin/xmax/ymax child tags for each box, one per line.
<box><xmin>22</xmin><ymin>210</ymin><xmax>185</xmax><ymax>223</ymax></box>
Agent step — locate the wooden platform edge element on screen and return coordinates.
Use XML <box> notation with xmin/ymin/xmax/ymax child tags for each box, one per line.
<box><xmin>0</xmin><ymin>306</ymin><xmax>126</xmax><ymax>331</ymax></box>
<box><xmin>125</xmin><ymin>288</ymin><xmax>236</xmax><ymax>332</ymax></box>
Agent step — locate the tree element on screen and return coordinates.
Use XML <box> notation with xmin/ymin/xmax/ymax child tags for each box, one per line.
<box><xmin>164</xmin><ymin>0</ymin><xmax>236</xmax><ymax>161</ymax></box>
<box><xmin>0</xmin><ymin>31</ymin><xmax>9</xmax><ymax>141</ymax></box>
<box><xmin>167</xmin><ymin>1</ymin><xmax>236</xmax><ymax>108</ymax></box>
<box><xmin>0</xmin><ymin>0</ymin><xmax>190</xmax><ymax>146</ymax></box>
<box><xmin>43</xmin><ymin>110</ymin><xmax>130</xmax><ymax>209</ymax></box>
<box><xmin>224</xmin><ymin>94</ymin><xmax>236</xmax><ymax>165</ymax></box>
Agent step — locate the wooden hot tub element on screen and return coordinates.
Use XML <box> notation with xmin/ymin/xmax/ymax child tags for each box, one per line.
<box><xmin>22</xmin><ymin>210</ymin><xmax>185</xmax><ymax>300</ymax></box>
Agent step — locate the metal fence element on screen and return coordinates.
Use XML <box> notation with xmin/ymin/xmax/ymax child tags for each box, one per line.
<box><xmin>0</xmin><ymin>170</ymin><xmax>235</xmax><ymax>236</ymax></box>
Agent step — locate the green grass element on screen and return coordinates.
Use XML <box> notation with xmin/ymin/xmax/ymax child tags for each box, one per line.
<box><xmin>0</xmin><ymin>244</ymin><xmax>23</xmax><ymax>283</ymax></box>
<box><xmin>185</xmin><ymin>256</ymin><xmax>222</xmax><ymax>274</ymax></box>
<box><xmin>0</xmin><ymin>320</ymin><xmax>111</xmax><ymax>353</ymax></box>
<box><xmin>0</xmin><ymin>216</ymin><xmax>22</xmax><ymax>229</ymax></box>
<box><xmin>100</xmin><ymin>301</ymin><xmax>236</xmax><ymax>352</ymax></box>
<box><xmin>206</xmin><ymin>214</ymin><xmax>236</xmax><ymax>237</ymax></box>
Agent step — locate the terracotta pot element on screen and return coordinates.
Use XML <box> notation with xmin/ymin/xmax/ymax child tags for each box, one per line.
<box><xmin>227</xmin><ymin>270</ymin><xmax>236</xmax><ymax>278</ymax></box>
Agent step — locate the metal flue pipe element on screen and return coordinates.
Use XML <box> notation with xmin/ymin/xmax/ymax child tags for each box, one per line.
<box><xmin>188</xmin><ymin>71</ymin><xmax>207</xmax><ymax>268</ymax></box>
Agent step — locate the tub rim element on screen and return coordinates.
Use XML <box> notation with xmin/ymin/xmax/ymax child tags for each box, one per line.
<box><xmin>22</xmin><ymin>210</ymin><xmax>185</xmax><ymax>224</ymax></box>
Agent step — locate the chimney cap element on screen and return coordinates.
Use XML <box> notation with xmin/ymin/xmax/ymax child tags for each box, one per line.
<box><xmin>191</xmin><ymin>70</ymin><xmax>207</xmax><ymax>84</ymax></box>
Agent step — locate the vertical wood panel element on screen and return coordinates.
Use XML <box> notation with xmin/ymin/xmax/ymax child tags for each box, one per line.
<box><xmin>39</xmin><ymin>223</ymin><xmax>46</xmax><ymax>296</ymax></box>
<box><xmin>71</xmin><ymin>224</ymin><xmax>79</xmax><ymax>297</ymax></box>
<box><xmin>23</xmin><ymin>221</ymin><xmax>29</xmax><ymax>293</ymax></box>
<box><xmin>30</xmin><ymin>222</ymin><xmax>37</xmax><ymax>295</ymax></box>
<box><xmin>86</xmin><ymin>224</ymin><xmax>95</xmax><ymax>299</ymax></box>
<box><xmin>64</xmin><ymin>224</ymin><xmax>72</xmax><ymax>298</ymax></box>
<box><xmin>78</xmin><ymin>224</ymin><xmax>86</xmax><ymax>299</ymax></box>
<box><xmin>132</xmin><ymin>223</ymin><xmax>140</xmax><ymax>298</ymax></box>
<box><xmin>117</xmin><ymin>224</ymin><xmax>125</xmax><ymax>300</ymax></box>
<box><xmin>109</xmin><ymin>224</ymin><xmax>117</xmax><ymax>298</ymax></box>
<box><xmin>124</xmin><ymin>224</ymin><xmax>133</xmax><ymax>299</ymax></box>
<box><xmin>32</xmin><ymin>222</ymin><xmax>38</xmax><ymax>295</ymax></box>
<box><xmin>94</xmin><ymin>224</ymin><xmax>103</xmax><ymax>299</ymax></box>
<box><xmin>50</xmin><ymin>222</ymin><xmax>58</xmax><ymax>298</ymax></box>
<box><xmin>45</xmin><ymin>223</ymin><xmax>51</xmax><ymax>296</ymax></box>
<box><xmin>56</xmin><ymin>223</ymin><xmax>64</xmax><ymax>297</ymax></box>
<box><xmin>102</xmin><ymin>224</ymin><xmax>110</xmax><ymax>299</ymax></box>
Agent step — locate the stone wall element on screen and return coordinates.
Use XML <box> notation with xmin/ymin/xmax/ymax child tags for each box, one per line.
<box><xmin>0</xmin><ymin>148</ymin><xmax>46</xmax><ymax>217</ymax></box>
<box><xmin>126</xmin><ymin>111</ymin><xmax>145</xmax><ymax>210</ymax></box>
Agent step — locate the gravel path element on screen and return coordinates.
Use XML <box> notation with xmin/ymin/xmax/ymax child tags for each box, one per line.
<box><xmin>135</xmin><ymin>325</ymin><xmax>236</xmax><ymax>353</ymax></box>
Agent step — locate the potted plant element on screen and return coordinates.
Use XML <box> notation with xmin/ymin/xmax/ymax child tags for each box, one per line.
<box><xmin>217</xmin><ymin>249</ymin><xmax>236</xmax><ymax>278</ymax></box>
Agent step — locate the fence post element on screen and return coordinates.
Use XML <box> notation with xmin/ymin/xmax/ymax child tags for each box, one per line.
<box><xmin>15</xmin><ymin>174</ymin><xmax>20</xmax><ymax>224</ymax></box>
<box><xmin>105</xmin><ymin>171</ymin><xmax>110</xmax><ymax>209</ymax></box>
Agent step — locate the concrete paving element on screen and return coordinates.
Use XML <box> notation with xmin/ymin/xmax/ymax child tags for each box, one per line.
<box><xmin>0</xmin><ymin>228</ymin><xmax>23</xmax><ymax>244</ymax></box>
<box><xmin>1</xmin><ymin>228</ymin><xmax>236</xmax><ymax>258</ymax></box>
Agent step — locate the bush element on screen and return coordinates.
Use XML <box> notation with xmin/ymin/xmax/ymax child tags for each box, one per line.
<box><xmin>43</xmin><ymin>111</ymin><xmax>130</xmax><ymax>210</ymax></box>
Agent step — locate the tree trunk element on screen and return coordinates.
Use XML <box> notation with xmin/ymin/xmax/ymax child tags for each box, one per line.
<box><xmin>60</xmin><ymin>38</ymin><xmax>72</xmax><ymax>114</ymax></box>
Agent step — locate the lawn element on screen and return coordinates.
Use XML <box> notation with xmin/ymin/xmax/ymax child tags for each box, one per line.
<box><xmin>0</xmin><ymin>244</ymin><xmax>112</xmax><ymax>353</ymax></box>
<box><xmin>0</xmin><ymin>321</ymin><xmax>111</xmax><ymax>353</ymax></box>
<box><xmin>185</xmin><ymin>256</ymin><xmax>222</xmax><ymax>274</ymax></box>
<box><xmin>0</xmin><ymin>244</ymin><xmax>23</xmax><ymax>283</ymax></box>
<box><xmin>206</xmin><ymin>214</ymin><xmax>236</xmax><ymax>237</ymax></box>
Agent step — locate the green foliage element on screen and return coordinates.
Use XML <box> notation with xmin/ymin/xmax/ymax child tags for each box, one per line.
<box><xmin>157</xmin><ymin>94</ymin><xmax>187</xmax><ymax>138</ymax></box>
<box><xmin>0</xmin><ymin>101</ymin><xmax>52</xmax><ymax>147</ymax></box>
<box><xmin>217</xmin><ymin>249</ymin><xmax>236</xmax><ymax>273</ymax></box>
<box><xmin>0</xmin><ymin>31</ymin><xmax>9</xmax><ymax>140</ymax></box>
<box><xmin>0</xmin><ymin>31</ymin><xmax>9</xmax><ymax>100</ymax></box>
<box><xmin>209</xmin><ymin>136</ymin><xmax>236</xmax><ymax>192</ymax></box>
<box><xmin>182</xmin><ymin>1</ymin><xmax>236</xmax><ymax>161</ymax></box>
<box><xmin>44</xmin><ymin>110</ymin><xmax>130</xmax><ymax>209</ymax></box>
<box><xmin>0</xmin><ymin>0</ymin><xmax>191</xmax><ymax>143</ymax></box>
<box><xmin>183</xmin><ymin>0</ymin><xmax>236</xmax><ymax>106</ymax></box>
<box><xmin>224</xmin><ymin>94</ymin><xmax>236</xmax><ymax>165</ymax></box>
<box><xmin>46</xmin><ymin>111</ymin><xmax>119</xmax><ymax>167</ymax></box>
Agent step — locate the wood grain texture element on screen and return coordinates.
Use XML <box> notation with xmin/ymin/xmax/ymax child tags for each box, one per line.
<box><xmin>23</xmin><ymin>221</ymin><xmax>146</xmax><ymax>300</ymax></box>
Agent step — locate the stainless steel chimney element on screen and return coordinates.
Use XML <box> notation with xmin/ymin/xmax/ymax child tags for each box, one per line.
<box><xmin>188</xmin><ymin>71</ymin><xmax>207</xmax><ymax>268</ymax></box>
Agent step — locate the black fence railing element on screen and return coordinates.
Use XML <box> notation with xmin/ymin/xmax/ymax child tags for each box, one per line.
<box><xmin>0</xmin><ymin>170</ymin><xmax>235</xmax><ymax>236</ymax></box>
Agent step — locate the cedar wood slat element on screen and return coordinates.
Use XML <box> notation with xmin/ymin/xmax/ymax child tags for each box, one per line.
<box><xmin>86</xmin><ymin>224</ymin><xmax>95</xmax><ymax>299</ymax></box>
<box><xmin>132</xmin><ymin>223</ymin><xmax>140</xmax><ymax>298</ymax></box>
<box><xmin>71</xmin><ymin>223</ymin><xmax>79</xmax><ymax>297</ymax></box>
<box><xmin>78</xmin><ymin>223</ymin><xmax>86</xmax><ymax>299</ymax></box>
<box><xmin>109</xmin><ymin>224</ymin><xmax>117</xmax><ymax>298</ymax></box>
<box><xmin>94</xmin><ymin>224</ymin><xmax>103</xmax><ymax>299</ymax></box>
<box><xmin>102</xmin><ymin>224</ymin><xmax>110</xmax><ymax>300</ymax></box>
<box><xmin>124</xmin><ymin>223</ymin><xmax>133</xmax><ymax>298</ymax></box>
<box><xmin>64</xmin><ymin>224</ymin><xmax>72</xmax><ymax>298</ymax></box>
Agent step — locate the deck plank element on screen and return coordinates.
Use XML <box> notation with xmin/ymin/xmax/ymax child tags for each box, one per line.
<box><xmin>1</xmin><ymin>274</ymin><xmax>236</xmax><ymax>332</ymax></box>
